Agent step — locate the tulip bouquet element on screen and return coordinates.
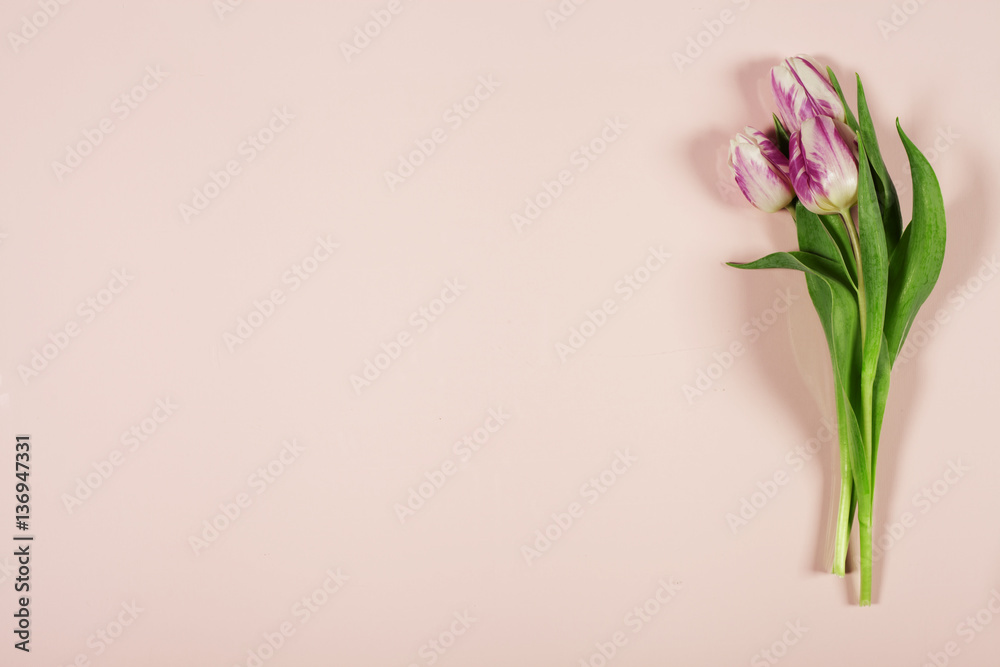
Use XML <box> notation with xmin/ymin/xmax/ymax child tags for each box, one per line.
<box><xmin>727</xmin><ymin>56</ymin><xmax>946</xmax><ymax>606</ymax></box>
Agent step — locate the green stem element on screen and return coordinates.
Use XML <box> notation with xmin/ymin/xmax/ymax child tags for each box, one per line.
<box><xmin>840</xmin><ymin>209</ymin><xmax>865</xmax><ymax>330</ymax></box>
<box><xmin>858</xmin><ymin>510</ymin><xmax>873</xmax><ymax>606</ymax></box>
<box><xmin>832</xmin><ymin>456</ymin><xmax>853</xmax><ymax>576</ymax></box>
<box><xmin>841</xmin><ymin>206</ymin><xmax>875</xmax><ymax>496</ymax></box>
<box><xmin>831</xmin><ymin>378</ymin><xmax>855</xmax><ymax>577</ymax></box>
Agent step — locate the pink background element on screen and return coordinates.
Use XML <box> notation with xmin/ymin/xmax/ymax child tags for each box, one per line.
<box><xmin>2</xmin><ymin>0</ymin><xmax>999</xmax><ymax>665</ymax></box>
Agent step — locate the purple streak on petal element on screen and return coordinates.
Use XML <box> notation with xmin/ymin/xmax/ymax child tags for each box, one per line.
<box><xmin>789</xmin><ymin>116</ymin><xmax>858</xmax><ymax>214</ymax></box>
<box><xmin>788</xmin><ymin>130</ymin><xmax>818</xmax><ymax>210</ymax></box>
<box><xmin>787</xmin><ymin>56</ymin><xmax>845</xmax><ymax>123</ymax></box>
<box><xmin>770</xmin><ymin>66</ymin><xmax>800</xmax><ymax>131</ymax></box>
<box><xmin>771</xmin><ymin>56</ymin><xmax>845</xmax><ymax>133</ymax></box>
<box><xmin>743</xmin><ymin>126</ymin><xmax>789</xmax><ymax>172</ymax></box>
<box><xmin>731</xmin><ymin>138</ymin><xmax>794</xmax><ymax>213</ymax></box>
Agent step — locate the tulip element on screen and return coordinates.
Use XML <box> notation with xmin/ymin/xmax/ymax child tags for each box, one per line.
<box><xmin>788</xmin><ymin>116</ymin><xmax>858</xmax><ymax>216</ymax></box>
<box><xmin>771</xmin><ymin>56</ymin><xmax>845</xmax><ymax>133</ymax></box>
<box><xmin>728</xmin><ymin>127</ymin><xmax>795</xmax><ymax>213</ymax></box>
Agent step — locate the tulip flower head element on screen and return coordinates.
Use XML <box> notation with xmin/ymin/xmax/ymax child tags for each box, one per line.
<box><xmin>728</xmin><ymin>127</ymin><xmax>795</xmax><ymax>213</ymax></box>
<box><xmin>788</xmin><ymin>115</ymin><xmax>859</xmax><ymax>215</ymax></box>
<box><xmin>771</xmin><ymin>56</ymin><xmax>846</xmax><ymax>132</ymax></box>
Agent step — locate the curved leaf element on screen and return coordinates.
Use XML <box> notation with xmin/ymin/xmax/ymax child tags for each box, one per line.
<box><xmin>884</xmin><ymin>121</ymin><xmax>947</xmax><ymax>365</ymax></box>
<box><xmin>870</xmin><ymin>334</ymin><xmax>892</xmax><ymax>485</ymax></box>
<box><xmin>857</xmin><ymin>74</ymin><xmax>903</xmax><ymax>256</ymax></box>
<box><xmin>809</xmin><ymin>271</ymin><xmax>870</xmax><ymax>498</ymax></box>
<box><xmin>727</xmin><ymin>250</ymin><xmax>853</xmax><ymax>291</ymax></box>
<box><xmin>856</xmin><ymin>134</ymin><xmax>889</xmax><ymax>473</ymax></box>
<box><xmin>827</xmin><ymin>66</ymin><xmax>859</xmax><ymax>133</ymax></box>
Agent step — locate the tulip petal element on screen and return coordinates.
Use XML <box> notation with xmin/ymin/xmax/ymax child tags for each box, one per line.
<box><xmin>788</xmin><ymin>57</ymin><xmax>845</xmax><ymax>123</ymax></box>
<box><xmin>771</xmin><ymin>56</ymin><xmax>846</xmax><ymax>132</ymax></box>
<box><xmin>731</xmin><ymin>145</ymin><xmax>794</xmax><ymax>213</ymax></box>
<box><xmin>789</xmin><ymin>116</ymin><xmax>859</xmax><ymax>215</ymax></box>
<box><xmin>743</xmin><ymin>126</ymin><xmax>789</xmax><ymax>170</ymax></box>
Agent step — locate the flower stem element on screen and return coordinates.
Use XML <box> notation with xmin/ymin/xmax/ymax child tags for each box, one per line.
<box><xmin>840</xmin><ymin>207</ymin><xmax>877</xmax><ymax>607</ymax></box>
<box><xmin>840</xmin><ymin>209</ymin><xmax>865</xmax><ymax>332</ymax></box>
<box><xmin>858</xmin><ymin>511</ymin><xmax>873</xmax><ymax>606</ymax></box>
<box><xmin>832</xmin><ymin>457</ymin><xmax>853</xmax><ymax>577</ymax></box>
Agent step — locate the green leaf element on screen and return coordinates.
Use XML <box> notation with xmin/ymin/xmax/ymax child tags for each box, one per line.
<box><xmin>839</xmin><ymin>368</ymin><xmax>871</xmax><ymax>502</ymax></box>
<box><xmin>870</xmin><ymin>334</ymin><xmax>892</xmax><ymax>484</ymax></box>
<box><xmin>809</xmin><ymin>271</ymin><xmax>869</xmax><ymax>498</ymax></box>
<box><xmin>793</xmin><ymin>205</ymin><xmax>863</xmax><ymax>507</ymax></box>
<box><xmin>794</xmin><ymin>204</ymin><xmax>846</xmax><ymax>262</ymax></box>
<box><xmin>856</xmin><ymin>134</ymin><xmax>889</xmax><ymax>482</ymax></box>
<box><xmin>727</xmin><ymin>251</ymin><xmax>853</xmax><ymax>291</ymax></box>
<box><xmin>818</xmin><ymin>212</ymin><xmax>858</xmax><ymax>289</ymax></box>
<box><xmin>773</xmin><ymin>113</ymin><xmax>790</xmax><ymax>156</ymax></box>
<box><xmin>884</xmin><ymin>121</ymin><xmax>947</xmax><ymax>365</ymax></box>
<box><xmin>792</xmin><ymin>203</ymin><xmax>857</xmax><ymax>289</ymax></box>
<box><xmin>856</xmin><ymin>74</ymin><xmax>903</xmax><ymax>256</ymax></box>
<box><xmin>791</xmin><ymin>205</ymin><xmax>870</xmax><ymax>541</ymax></box>
<box><xmin>827</xmin><ymin>66</ymin><xmax>859</xmax><ymax>133</ymax></box>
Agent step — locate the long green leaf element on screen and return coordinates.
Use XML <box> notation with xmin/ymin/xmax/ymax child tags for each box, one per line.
<box><xmin>811</xmin><ymin>271</ymin><xmax>869</xmax><ymax>498</ymax></box>
<box><xmin>795</xmin><ymin>204</ymin><xmax>849</xmax><ymax>266</ymax></box>
<box><xmin>727</xmin><ymin>251</ymin><xmax>853</xmax><ymax>291</ymax></box>
<box><xmin>839</xmin><ymin>367</ymin><xmax>871</xmax><ymax>503</ymax></box>
<box><xmin>795</xmin><ymin>205</ymin><xmax>862</xmax><ymax>559</ymax></box>
<box><xmin>870</xmin><ymin>334</ymin><xmax>892</xmax><ymax>485</ymax></box>
<box><xmin>857</xmin><ymin>75</ymin><xmax>903</xmax><ymax>256</ymax></box>
<box><xmin>818</xmin><ymin>212</ymin><xmax>858</xmax><ymax>289</ymax></box>
<box><xmin>856</xmin><ymin>135</ymin><xmax>889</xmax><ymax>484</ymax></box>
<box><xmin>884</xmin><ymin>121</ymin><xmax>947</xmax><ymax>365</ymax></box>
<box><xmin>793</xmin><ymin>204</ymin><xmax>858</xmax><ymax>408</ymax></box>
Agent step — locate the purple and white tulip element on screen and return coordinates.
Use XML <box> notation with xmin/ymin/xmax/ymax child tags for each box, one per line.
<box><xmin>771</xmin><ymin>56</ymin><xmax>845</xmax><ymax>133</ymax></box>
<box><xmin>788</xmin><ymin>116</ymin><xmax>859</xmax><ymax>215</ymax></box>
<box><xmin>728</xmin><ymin>127</ymin><xmax>795</xmax><ymax>213</ymax></box>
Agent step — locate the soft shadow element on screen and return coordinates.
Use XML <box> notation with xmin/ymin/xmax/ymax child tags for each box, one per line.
<box><xmin>685</xmin><ymin>57</ymin><xmax>780</xmax><ymax>215</ymax></box>
<box><xmin>870</xmin><ymin>154</ymin><xmax>991</xmax><ymax>604</ymax></box>
<box><xmin>691</xmin><ymin>57</ymin><xmax>842</xmax><ymax>574</ymax></box>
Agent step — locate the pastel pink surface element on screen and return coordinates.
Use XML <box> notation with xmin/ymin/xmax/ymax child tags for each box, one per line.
<box><xmin>1</xmin><ymin>1</ymin><xmax>998</xmax><ymax>665</ymax></box>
